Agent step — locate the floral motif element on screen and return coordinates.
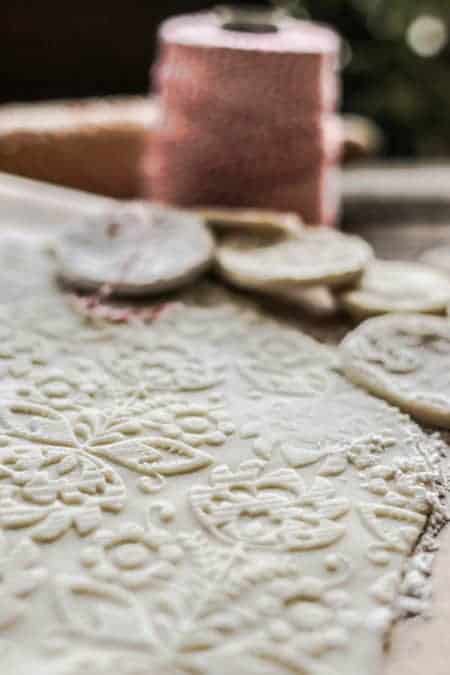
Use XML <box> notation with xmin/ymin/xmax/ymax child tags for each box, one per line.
<box><xmin>355</xmin><ymin>325</ymin><xmax>450</xmax><ymax>377</ymax></box>
<box><xmin>100</xmin><ymin>339</ymin><xmax>225</xmax><ymax>393</ymax></box>
<box><xmin>0</xmin><ymin>401</ymin><xmax>213</xmax><ymax>541</ymax></box>
<box><xmin>354</xmin><ymin>331</ymin><xmax>422</xmax><ymax>374</ymax></box>
<box><xmin>356</xmin><ymin>453</ymin><xmax>435</xmax><ymax>565</ymax></box>
<box><xmin>254</xmin><ymin>557</ymin><xmax>359</xmax><ymax>674</ymax></box>
<box><xmin>0</xmin><ymin>328</ymin><xmax>51</xmax><ymax>381</ymax></box>
<box><xmin>243</xmin><ymin>381</ymin><xmax>406</xmax><ymax>467</ymax></box>
<box><xmin>190</xmin><ymin>461</ymin><xmax>350</xmax><ymax>552</ymax></box>
<box><xmin>45</xmin><ymin>505</ymin><xmax>361</xmax><ymax>675</ymax></box>
<box><xmin>15</xmin><ymin>363</ymin><xmax>109</xmax><ymax>411</ymax></box>
<box><xmin>0</xmin><ymin>531</ymin><xmax>47</xmax><ymax>629</ymax></box>
<box><xmin>346</xmin><ymin>434</ymin><xmax>395</xmax><ymax>471</ymax></box>
<box><xmin>360</xmin><ymin>456</ymin><xmax>432</xmax><ymax>514</ymax></box>
<box><xmin>238</xmin><ymin>329</ymin><xmax>337</xmax><ymax>399</ymax></box>
<box><xmin>341</xmin><ymin>314</ymin><xmax>450</xmax><ymax>427</ymax></box>
<box><xmin>141</xmin><ymin>393</ymin><xmax>235</xmax><ymax>447</ymax></box>
<box><xmin>0</xmin><ymin>282</ymin><xmax>444</xmax><ymax>675</ymax></box>
<box><xmin>80</xmin><ymin>517</ymin><xmax>184</xmax><ymax>589</ymax></box>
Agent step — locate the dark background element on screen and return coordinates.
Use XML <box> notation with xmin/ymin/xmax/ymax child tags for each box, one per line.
<box><xmin>1</xmin><ymin>0</ymin><xmax>449</xmax><ymax>157</ymax></box>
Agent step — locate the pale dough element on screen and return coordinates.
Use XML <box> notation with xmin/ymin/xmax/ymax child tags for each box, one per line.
<box><xmin>216</xmin><ymin>227</ymin><xmax>373</xmax><ymax>289</ymax></box>
<box><xmin>197</xmin><ymin>207</ymin><xmax>303</xmax><ymax>237</ymax></box>
<box><xmin>55</xmin><ymin>201</ymin><xmax>214</xmax><ymax>296</ymax></box>
<box><xmin>340</xmin><ymin>259</ymin><xmax>450</xmax><ymax>319</ymax></box>
<box><xmin>341</xmin><ymin>312</ymin><xmax>450</xmax><ymax>428</ymax></box>
<box><xmin>0</xmin><ymin>237</ymin><xmax>444</xmax><ymax>675</ymax></box>
<box><xmin>0</xmin><ymin>216</ymin><xmax>444</xmax><ymax>675</ymax></box>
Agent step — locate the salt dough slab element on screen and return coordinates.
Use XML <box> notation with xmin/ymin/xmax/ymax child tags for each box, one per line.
<box><xmin>340</xmin><ymin>259</ymin><xmax>450</xmax><ymax>319</ymax></box>
<box><xmin>197</xmin><ymin>207</ymin><xmax>303</xmax><ymax>237</ymax></box>
<box><xmin>420</xmin><ymin>245</ymin><xmax>450</xmax><ymax>277</ymax></box>
<box><xmin>216</xmin><ymin>228</ymin><xmax>373</xmax><ymax>290</ymax></box>
<box><xmin>341</xmin><ymin>313</ymin><xmax>450</xmax><ymax>428</ymax></box>
<box><xmin>0</xmin><ymin>232</ymin><xmax>444</xmax><ymax>675</ymax></box>
<box><xmin>55</xmin><ymin>201</ymin><xmax>214</xmax><ymax>296</ymax></box>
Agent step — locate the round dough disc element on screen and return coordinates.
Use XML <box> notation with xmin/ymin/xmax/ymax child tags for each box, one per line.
<box><xmin>420</xmin><ymin>245</ymin><xmax>450</xmax><ymax>276</ymax></box>
<box><xmin>197</xmin><ymin>207</ymin><xmax>303</xmax><ymax>237</ymax></box>
<box><xmin>341</xmin><ymin>312</ymin><xmax>450</xmax><ymax>428</ymax></box>
<box><xmin>56</xmin><ymin>201</ymin><xmax>214</xmax><ymax>297</ymax></box>
<box><xmin>340</xmin><ymin>259</ymin><xmax>450</xmax><ymax>319</ymax></box>
<box><xmin>216</xmin><ymin>228</ymin><xmax>373</xmax><ymax>289</ymax></box>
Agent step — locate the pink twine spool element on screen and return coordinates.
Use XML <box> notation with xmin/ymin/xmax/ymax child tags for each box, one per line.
<box><xmin>144</xmin><ymin>9</ymin><xmax>342</xmax><ymax>225</ymax></box>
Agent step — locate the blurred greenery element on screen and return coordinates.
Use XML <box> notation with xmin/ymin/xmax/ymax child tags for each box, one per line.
<box><xmin>274</xmin><ymin>0</ymin><xmax>450</xmax><ymax>156</ymax></box>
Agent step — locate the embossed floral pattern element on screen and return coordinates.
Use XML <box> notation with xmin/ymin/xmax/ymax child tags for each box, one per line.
<box><xmin>0</xmin><ymin>273</ymin><xmax>443</xmax><ymax>675</ymax></box>
<box><xmin>100</xmin><ymin>340</ymin><xmax>225</xmax><ymax>393</ymax></box>
<box><xmin>80</xmin><ymin>518</ymin><xmax>184</xmax><ymax>589</ymax></box>
<box><xmin>238</xmin><ymin>329</ymin><xmax>336</xmax><ymax>399</ymax></box>
<box><xmin>141</xmin><ymin>393</ymin><xmax>235</xmax><ymax>447</ymax></box>
<box><xmin>0</xmin><ymin>401</ymin><xmax>214</xmax><ymax>541</ymax></box>
<box><xmin>190</xmin><ymin>461</ymin><xmax>350</xmax><ymax>551</ymax></box>
<box><xmin>254</xmin><ymin>557</ymin><xmax>360</xmax><ymax>673</ymax></box>
<box><xmin>46</xmin><ymin>507</ymin><xmax>359</xmax><ymax>675</ymax></box>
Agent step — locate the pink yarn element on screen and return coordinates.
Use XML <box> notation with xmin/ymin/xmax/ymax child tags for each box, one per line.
<box><xmin>144</xmin><ymin>11</ymin><xmax>342</xmax><ymax>225</ymax></box>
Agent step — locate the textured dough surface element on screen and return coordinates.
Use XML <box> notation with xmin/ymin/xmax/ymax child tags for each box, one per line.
<box><xmin>341</xmin><ymin>313</ymin><xmax>450</xmax><ymax>428</ymax></box>
<box><xmin>340</xmin><ymin>259</ymin><xmax>450</xmax><ymax>319</ymax></box>
<box><xmin>216</xmin><ymin>228</ymin><xmax>373</xmax><ymax>289</ymax></box>
<box><xmin>0</xmin><ymin>233</ymin><xmax>444</xmax><ymax>675</ymax></box>
<box><xmin>55</xmin><ymin>201</ymin><xmax>214</xmax><ymax>296</ymax></box>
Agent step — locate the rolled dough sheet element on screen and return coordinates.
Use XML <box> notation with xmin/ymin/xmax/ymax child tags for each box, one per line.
<box><xmin>0</xmin><ymin>229</ymin><xmax>444</xmax><ymax>675</ymax></box>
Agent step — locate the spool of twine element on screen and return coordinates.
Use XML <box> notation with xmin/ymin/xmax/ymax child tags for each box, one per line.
<box><xmin>143</xmin><ymin>6</ymin><xmax>342</xmax><ymax>225</ymax></box>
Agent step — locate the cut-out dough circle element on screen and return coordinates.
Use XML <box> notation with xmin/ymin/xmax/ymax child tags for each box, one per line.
<box><xmin>341</xmin><ymin>312</ymin><xmax>450</xmax><ymax>428</ymax></box>
<box><xmin>56</xmin><ymin>201</ymin><xmax>214</xmax><ymax>297</ymax></box>
<box><xmin>216</xmin><ymin>228</ymin><xmax>373</xmax><ymax>289</ymax></box>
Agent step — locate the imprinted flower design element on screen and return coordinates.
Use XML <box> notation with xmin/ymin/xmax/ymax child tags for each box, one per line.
<box><xmin>361</xmin><ymin>457</ymin><xmax>430</xmax><ymax>512</ymax></box>
<box><xmin>263</xmin><ymin>572</ymin><xmax>358</xmax><ymax>659</ymax></box>
<box><xmin>101</xmin><ymin>341</ymin><xmax>224</xmax><ymax>393</ymax></box>
<box><xmin>346</xmin><ymin>434</ymin><xmax>395</xmax><ymax>470</ymax></box>
<box><xmin>190</xmin><ymin>461</ymin><xmax>350</xmax><ymax>552</ymax></box>
<box><xmin>80</xmin><ymin>519</ymin><xmax>184</xmax><ymax>589</ymax></box>
<box><xmin>142</xmin><ymin>394</ymin><xmax>235</xmax><ymax>447</ymax></box>
<box><xmin>16</xmin><ymin>363</ymin><xmax>108</xmax><ymax>411</ymax></box>
<box><xmin>0</xmin><ymin>327</ymin><xmax>50</xmax><ymax>381</ymax></box>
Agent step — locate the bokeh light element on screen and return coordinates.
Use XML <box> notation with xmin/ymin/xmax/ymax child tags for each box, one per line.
<box><xmin>407</xmin><ymin>14</ymin><xmax>448</xmax><ymax>58</ymax></box>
